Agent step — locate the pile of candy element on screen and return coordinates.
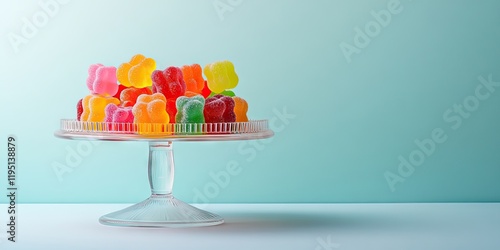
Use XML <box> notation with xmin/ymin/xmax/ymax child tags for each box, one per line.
<box><xmin>76</xmin><ymin>54</ymin><xmax>249</xmax><ymax>134</ymax></box>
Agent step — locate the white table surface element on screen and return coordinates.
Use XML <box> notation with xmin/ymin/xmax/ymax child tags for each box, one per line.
<box><xmin>0</xmin><ymin>203</ymin><xmax>499</xmax><ymax>250</ymax></box>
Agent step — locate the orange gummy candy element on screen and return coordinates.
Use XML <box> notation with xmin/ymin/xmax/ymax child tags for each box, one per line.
<box><xmin>232</xmin><ymin>96</ymin><xmax>248</xmax><ymax>122</ymax></box>
<box><xmin>132</xmin><ymin>93</ymin><xmax>170</xmax><ymax>124</ymax></box>
<box><xmin>181</xmin><ymin>64</ymin><xmax>204</xmax><ymax>94</ymax></box>
<box><xmin>81</xmin><ymin>94</ymin><xmax>120</xmax><ymax>122</ymax></box>
<box><xmin>120</xmin><ymin>87</ymin><xmax>152</xmax><ymax>107</ymax></box>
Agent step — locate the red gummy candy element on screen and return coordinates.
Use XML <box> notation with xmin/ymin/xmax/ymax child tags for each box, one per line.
<box><xmin>204</xmin><ymin>99</ymin><xmax>225</xmax><ymax>123</ymax></box>
<box><xmin>166</xmin><ymin>98</ymin><xmax>177</xmax><ymax>123</ymax></box>
<box><xmin>204</xmin><ymin>94</ymin><xmax>236</xmax><ymax>123</ymax></box>
<box><xmin>113</xmin><ymin>84</ymin><xmax>127</xmax><ymax>99</ymax></box>
<box><xmin>201</xmin><ymin>80</ymin><xmax>211</xmax><ymax>98</ymax></box>
<box><xmin>151</xmin><ymin>67</ymin><xmax>186</xmax><ymax>100</ymax></box>
<box><xmin>120</xmin><ymin>87</ymin><xmax>152</xmax><ymax>107</ymax></box>
<box><xmin>77</xmin><ymin>98</ymin><xmax>83</xmax><ymax>121</ymax></box>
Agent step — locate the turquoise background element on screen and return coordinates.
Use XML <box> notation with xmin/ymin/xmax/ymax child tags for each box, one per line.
<box><xmin>0</xmin><ymin>0</ymin><xmax>499</xmax><ymax>204</ymax></box>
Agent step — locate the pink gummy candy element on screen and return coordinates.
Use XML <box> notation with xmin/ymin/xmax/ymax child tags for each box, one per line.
<box><xmin>87</xmin><ymin>64</ymin><xmax>119</xmax><ymax>96</ymax></box>
<box><xmin>105</xmin><ymin>103</ymin><xmax>134</xmax><ymax>123</ymax></box>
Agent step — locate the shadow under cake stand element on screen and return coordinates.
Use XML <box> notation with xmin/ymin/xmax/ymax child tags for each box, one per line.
<box><xmin>55</xmin><ymin>120</ymin><xmax>273</xmax><ymax>228</ymax></box>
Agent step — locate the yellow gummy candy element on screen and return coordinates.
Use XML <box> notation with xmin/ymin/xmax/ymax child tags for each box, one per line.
<box><xmin>204</xmin><ymin>60</ymin><xmax>238</xmax><ymax>94</ymax></box>
<box><xmin>117</xmin><ymin>54</ymin><xmax>156</xmax><ymax>88</ymax></box>
<box><xmin>81</xmin><ymin>94</ymin><xmax>120</xmax><ymax>122</ymax></box>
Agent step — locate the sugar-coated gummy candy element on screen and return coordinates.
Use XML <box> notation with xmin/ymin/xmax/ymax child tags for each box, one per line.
<box><xmin>204</xmin><ymin>94</ymin><xmax>236</xmax><ymax>123</ymax></box>
<box><xmin>76</xmin><ymin>99</ymin><xmax>83</xmax><ymax>121</ymax></box>
<box><xmin>204</xmin><ymin>60</ymin><xmax>238</xmax><ymax>94</ymax></box>
<box><xmin>86</xmin><ymin>64</ymin><xmax>119</xmax><ymax>96</ymax></box>
<box><xmin>105</xmin><ymin>103</ymin><xmax>134</xmax><ymax>123</ymax></box>
<box><xmin>117</xmin><ymin>54</ymin><xmax>156</xmax><ymax>88</ymax></box>
<box><xmin>181</xmin><ymin>64</ymin><xmax>204</xmax><ymax>94</ymax></box>
<box><xmin>152</xmin><ymin>66</ymin><xmax>186</xmax><ymax>100</ymax></box>
<box><xmin>132</xmin><ymin>93</ymin><xmax>169</xmax><ymax>124</ymax></box>
<box><xmin>184</xmin><ymin>91</ymin><xmax>200</xmax><ymax>97</ymax></box>
<box><xmin>232</xmin><ymin>96</ymin><xmax>248</xmax><ymax>122</ymax></box>
<box><xmin>175</xmin><ymin>95</ymin><xmax>205</xmax><ymax>123</ymax></box>
<box><xmin>120</xmin><ymin>87</ymin><xmax>152</xmax><ymax>107</ymax></box>
<box><xmin>203</xmin><ymin>98</ymin><xmax>225</xmax><ymax>123</ymax></box>
<box><xmin>113</xmin><ymin>84</ymin><xmax>127</xmax><ymax>99</ymax></box>
<box><xmin>81</xmin><ymin>94</ymin><xmax>120</xmax><ymax>122</ymax></box>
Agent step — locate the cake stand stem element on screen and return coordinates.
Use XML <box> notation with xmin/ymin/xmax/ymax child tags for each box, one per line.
<box><xmin>149</xmin><ymin>142</ymin><xmax>175</xmax><ymax>195</ymax></box>
<box><xmin>98</xmin><ymin>141</ymin><xmax>224</xmax><ymax>227</ymax></box>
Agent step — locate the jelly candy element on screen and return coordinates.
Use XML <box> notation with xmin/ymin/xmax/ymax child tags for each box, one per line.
<box><xmin>208</xmin><ymin>90</ymin><xmax>235</xmax><ymax>98</ymax></box>
<box><xmin>132</xmin><ymin>93</ymin><xmax>169</xmax><ymax>124</ymax></box>
<box><xmin>117</xmin><ymin>54</ymin><xmax>156</xmax><ymax>88</ymax></box>
<box><xmin>152</xmin><ymin>66</ymin><xmax>186</xmax><ymax>123</ymax></box>
<box><xmin>232</xmin><ymin>96</ymin><xmax>248</xmax><ymax>122</ymax></box>
<box><xmin>184</xmin><ymin>91</ymin><xmax>200</xmax><ymax>97</ymax></box>
<box><xmin>105</xmin><ymin>103</ymin><xmax>134</xmax><ymax>123</ymax></box>
<box><xmin>80</xmin><ymin>94</ymin><xmax>120</xmax><ymax>122</ymax></box>
<box><xmin>204</xmin><ymin>94</ymin><xmax>236</xmax><ymax>123</ymax></box>
<box><xmin>76</xmin><ymin>99</ymin><xmax>83</xmax><ymax>121</ymax></box>
<box><xmin>203</xmin><ymin>60</ymin><xmax>238</xmax><ymax>94</ymax></box>
<box><xmin>120</xmin><ymin>87</ymin><xmax>152</xmax><ymax>107</ymax></box>
<box><xmin>181</xmin><ymin>64</ymin><xmax>204</xmax><ymax>94</ymax></box>
<box><xmin>175</xmin><ymin>95</ymin><xmax>205</xmax><ymax>123</ymax></box>
<box><xmin>166</xmin><ymin>98</ymin><xmax>177</xmax><ymax>123</ymax></box>
<box><xmin>113</xmin><ymin>84</ymin><xmax>127</xmax><ymax>99</ymax></box>
<box><xmin>203</xmin><ymin>98</ymin><xmax>225</xmax><ymax>123</ymax></box>
<box><xmin>152</xmin><ymin>66</ymin><xmax>186</xmax><ymax>100</ymax></box>
<box><xmin>201</xmin><ymin>80</ymin><xmax>211</xmax><ymax>98</ymax></box>
<box><xmin>86</xmin><ymin>64</ymin><xmax>118</xmax><ymax>96</ymax></box>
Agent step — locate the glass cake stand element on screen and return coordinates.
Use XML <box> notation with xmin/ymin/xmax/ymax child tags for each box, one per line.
<box><xmin>54</xmin><ymin>119</ymin><xmax>273</xmax><ymax>228</ymax></box>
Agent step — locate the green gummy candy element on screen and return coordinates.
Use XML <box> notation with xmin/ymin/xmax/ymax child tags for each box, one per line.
<box><xmin>208</xmin><ymin>90</ymin><xmax>235</xmax><ymax>97</ymax></box>
<box><xmin>175</xmin><ymin>95</ymin><xmax>205</xmax><ymax>124</ymax></box>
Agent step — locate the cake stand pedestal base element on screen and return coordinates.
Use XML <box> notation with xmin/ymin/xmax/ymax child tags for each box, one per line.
<box><xmin>99</xmin><ymin>141</ymin><xmax>223</xmax><ymax>228</ymax></box>
<box><xmin>99</xmin><ymin>194</ymin><xmax>223</xmax><ymax>227</ymax></box>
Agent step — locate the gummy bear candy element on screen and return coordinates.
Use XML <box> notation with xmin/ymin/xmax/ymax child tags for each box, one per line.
<box><xmin>232</xmin><ymin>96</ymin><xmax>248</xmax><ymax>122</ymax></box>
<box><xmin>181</xmin><ymin>64</ymin><xmax>204</xmax><ymax>94</ymax></box>
<box><xmin>76</xmin><ymin>98</ymin><xmax>83</xmax><ymax>121</ymax></box>
<box><xmin>201</xmin><ymin>80</ymin><xmax>211</xmax><ymax>98</ymax></box>
<box><xmin>86</xmin><ymin>64</ymin><xmax>118</xmax><ymax>96</ymax></box>
<box><xmin>184</xmin><ymin>91</ymin><xmax>200</xmax><ymax>97</ymax></box>
<box><xmin>113</xmin><ymin>84</ymin><xmax>127</xmax><ymax>99</ymax></box>
<box><xmin>80</xmin><ymin>94</ymin><xmax>120</xmax><ymax>122</ymax></box>
<box><xmin>132</xmin><ymin>93</ymin><xmax>169</xmax><ymax>124</ymax></box>
<box><xmin>105</xmin><ymin>103</ymin><xmax>134</xmax><ymax>124</ymax></box>
<box><xmin>117</xmin><ymin>54</ymin><xmax>156</xmax><ymax>88</ymax></box>
<box><xmin>204</xmin><ymin>94</ymin><xmax>236</xmax><ymax>123</ymax></box>
<box><xmin>175</xmin><ymin>95</ymin><xmax>205</xmax><ymax>123</ymax></box>
<box><xmin>203</xmin><ymin>60</ymin><xmax>238</xmax><ymax>94</ymax></box>
<box><xmin>120</xmin><ymin>87</ymin><xmax>152</xmax><ymax>107</ymax></box>
<box><xmin>104</xmin><ymin>103</ymin><xmax>134</xmax><ymax>130</ymax></box>
<box><xmin>166</xmin><ymin>98</ymin><xmax>177</xmax><ymax>123</ymax></box>
<box><xmin>152</xmin><ymin>66</ymin><xmax>186</xmax><ymax>100</ymax></box>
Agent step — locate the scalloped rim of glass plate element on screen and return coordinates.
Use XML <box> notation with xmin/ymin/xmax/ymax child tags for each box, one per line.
<box><xmin>55</xmin><ymin>119</ymin><xmax>274</xmax><ymax>141</ymax></box>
